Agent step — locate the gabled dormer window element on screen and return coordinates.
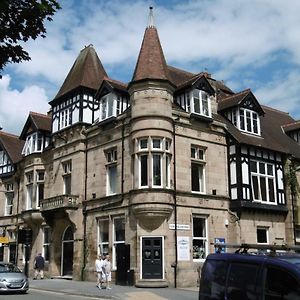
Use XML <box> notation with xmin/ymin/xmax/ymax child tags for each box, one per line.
<box><xmin>99</xmin><ymin>92</ymin><xmax>129</xmax><ymax>122</ymax></box>
<box><xmin>176</xmin><ymin>89</ymin><xmax>212</xmax><ymax>118</ymax></box>
<box><xmin>22</xmin><ymin>132</ymin><xmax>50</xmax><ymax>156</ymax></box>
<box><xmin>227</xmin><ymin>108</ymin><xmax>261</xmax><ymax>136</ymax></box>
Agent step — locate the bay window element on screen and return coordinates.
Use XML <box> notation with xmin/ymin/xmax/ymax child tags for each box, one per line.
<box><xmin>136</xmin><ymin>137</ymin><xmax>171</xmax><ymax>188</ymax></box>
<box><xmin>250</xmin><ymin>160</ymin><xmax>276</xmax><ymax>204</ymax></box>
<box><xmin>22</xmin><ymin>132</ymin><xmax>50</xmax><ymax>156</ymax></box>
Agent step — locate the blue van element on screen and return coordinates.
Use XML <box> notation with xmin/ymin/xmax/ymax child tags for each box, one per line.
<box><xmin>199</xmin><ymin>245</ymin><xmax>300</xmax><ymax>300</ymax></box>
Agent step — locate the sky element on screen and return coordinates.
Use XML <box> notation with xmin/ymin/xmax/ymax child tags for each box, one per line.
<box><xmin>1</xmin><ymin>0</ymin><xmax>300</xmax><ymax>135</ymax></box>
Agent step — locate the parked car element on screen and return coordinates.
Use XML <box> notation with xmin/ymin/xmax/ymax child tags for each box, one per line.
<box><xmin>0</xmin><ymin>262</ymin><xmax>29</xmax><ymax>293</ymax></box>
<box><xmin>199</xmin><ymin>244</ymin><xmax>300</xmax><ymax>300</ymax></box>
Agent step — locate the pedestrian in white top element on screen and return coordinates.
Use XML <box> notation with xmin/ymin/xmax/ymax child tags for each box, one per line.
<box><xmin>95</xmin><ymin>254</ymin><xmax>104</xmax><ymax>289</ymax></box>
<box><xmin>103</xmin><ymin>254</ymin><xmax>112</xmax><ymax>289</ymax></box>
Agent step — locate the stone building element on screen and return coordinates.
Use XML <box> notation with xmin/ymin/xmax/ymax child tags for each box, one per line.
<box><xmin>0</xmin><ymin>8</ymin><xmax>299</xmax><ymax>288</ymax></box>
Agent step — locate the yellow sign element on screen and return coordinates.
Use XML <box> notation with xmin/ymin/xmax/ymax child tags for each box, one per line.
<box><xmin>0</xmin><ymin>237</ymin><xmax>9</xmax><ymax>244</ymax></box>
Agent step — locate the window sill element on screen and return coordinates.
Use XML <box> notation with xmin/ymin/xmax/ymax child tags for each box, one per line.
<box><xmin>190</xmin><ymin>113</ymin><xmax>213</xmax><ymax>123</ymax></box>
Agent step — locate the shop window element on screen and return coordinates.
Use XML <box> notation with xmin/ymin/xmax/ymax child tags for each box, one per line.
<box><xmin>193</xmin><ymin>216</ymin><xmax>208</xmax><ymax>260</ymax></box>
<box><xmin>43</xmin><ymin>227</ymin><xmax>51</xmax><ymax>262</ymax></box>
<box><xmin>98</xmin><ymin>219</ymin><xmax>109</xmax><ymax>256</ymax></box>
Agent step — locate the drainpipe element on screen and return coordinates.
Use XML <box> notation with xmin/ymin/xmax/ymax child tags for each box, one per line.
<box><xmin>121</xmin><ymin>120</ymin><xmax>125</xmax><ymax>200</ymax></box>
<box><xmin>172</xmin><ymin>118</ymin><xmax>178</xmax><ymax>288</ymax></box>
<box><xmin>81</xmin><ymin>130</ymin><xmax>88</xmax><ymax>281</ymax></box>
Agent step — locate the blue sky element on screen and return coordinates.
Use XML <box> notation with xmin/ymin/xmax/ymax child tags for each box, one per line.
<box><xmin>1</xmin><ymin>0</ymin><xmax>300</xmax><ymax>134</ymax></box>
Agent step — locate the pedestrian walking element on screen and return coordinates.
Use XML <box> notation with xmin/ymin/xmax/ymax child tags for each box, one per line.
<box><xmin>103</xmin><ymin>254</ymin><xmax>112</xmax><ymax>289</ymax></box>
<box><xmin>33</xmin><ymin>253</ymin><xmax>45</xmax><ymax>279</ymax></box>
<box><xmin>95</xmin><ymin>254</ymin><xmax>104</xmax><ymax>289</ymax></box>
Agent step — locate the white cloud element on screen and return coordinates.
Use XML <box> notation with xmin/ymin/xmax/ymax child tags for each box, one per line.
<box><xmin>1</xmin><ymin>0</ymin><xmax>300</xmax><ymax>135</ymax></box>
<box><xmin>0</xmin><ymin>75</ymin><xmax>50</xmax><ymax>134</ymax></box>
<box><xmin>254</xmin><ymin>70</ymin><xmax>300</xmax><ymax>120</ymax></box>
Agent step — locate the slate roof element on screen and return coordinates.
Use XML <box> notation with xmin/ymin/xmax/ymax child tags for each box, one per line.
<box><xmin>131</xmin><ymin>26</ymin><xmax>170</xmax><ymax>83</ymax></box>
<box><xmin>0</xmin><ymin>131</ymin><xmax>24</xmax><ymax>164</ymax></box>
<box><xmin>20</xmin><ymin>112</ymin><xmax>52</xmax><ymax>140</ymax></box>
<box><xmin>53</xmin><ymin>45</ymin><xmax>108</xmax><ymax>100</ymax></box>
<box><xmin>215</xmin><ymin>106</ymin><xmax>300</xmax><ymax>159</ymax></box>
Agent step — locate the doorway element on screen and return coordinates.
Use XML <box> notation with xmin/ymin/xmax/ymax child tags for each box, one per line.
<box><xmin>61</xmin><ymin>226</ymin><xmax>74</xmax><ymax>276</ymax></box>
<box><xmin>142</xmin><ymin>237</ymin><xmax>163</xmax><ymax>279</ymax></box>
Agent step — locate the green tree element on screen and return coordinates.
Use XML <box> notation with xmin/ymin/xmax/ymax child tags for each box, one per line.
<box><xmin>0</xmin><ymin>0</ymin><xmax>61</xmax><ymax>77</ymax></box>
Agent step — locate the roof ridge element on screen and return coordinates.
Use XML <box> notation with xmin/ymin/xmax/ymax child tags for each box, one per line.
<box><xmin>0</xmin><ymin>131</ymin><xmax>19</xmax><ymax>138</ymax></box>
<box><xmin>261</xmin><ymin>104</ymin><xmax>291</xmax><ymax>116</ymax></box>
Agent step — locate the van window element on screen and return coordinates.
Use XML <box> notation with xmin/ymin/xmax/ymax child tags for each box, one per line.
<box><xmin>265</xmin><ymin>267</ymin><xmax>300</xmax><ymax>300</ymax></box>
<box><xmin>227</xmin><ymin>262</ymin><xmax>259</xmax><ymax>300</ymax></box>
<box><xmin>199</xmin><ymin>260</ymin><xmax>226</xmax><ymax>299</ymax></box>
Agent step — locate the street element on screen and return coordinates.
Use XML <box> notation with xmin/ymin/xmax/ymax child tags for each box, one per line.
<box><xmin>0</xmin><ymin>290</ymin><xmax>103</xmax><ymax>300</ymax></box>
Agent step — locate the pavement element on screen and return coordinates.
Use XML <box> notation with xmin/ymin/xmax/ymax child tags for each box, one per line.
<box><xmin>29</xmin><ymin>278</ymin><xmax>198</xmax><ymax>300</ymax></box>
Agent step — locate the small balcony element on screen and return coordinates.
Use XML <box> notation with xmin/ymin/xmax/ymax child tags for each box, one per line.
<box><xmin>40</xmin><ymin>195</ymin><xmax>79</xmax><ymax>212</ymax></box>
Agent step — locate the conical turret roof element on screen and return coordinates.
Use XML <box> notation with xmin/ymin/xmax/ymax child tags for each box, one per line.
<box><xmin>54</xmin><ymin>45</ymin><xmax>108</xmax><ymax>99</ymax></box>
<box><xmin>131</xmin><ymin>8</ymin><xmax>169</xmax><ymax>83</ymax></box>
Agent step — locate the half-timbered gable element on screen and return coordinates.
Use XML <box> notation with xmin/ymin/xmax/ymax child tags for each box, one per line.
<box><xmin>0</xmin><ymin>131</ymin><xmax>24</xmax><ymax>177</ymax></box>
<box><xmin>174</xmin><ymin>74</ymin><xmax>215</xmax><ymax>120</ymax></box>
<box><xmin>219</xmin><ymin>98</ymin><xmax>300</xmax><ymax>214</ymax></box>
<box><xmin>49</xmin><ymin>45</ymin><xmax>108</xmax><ymax>133</ymax></box>
<box><xmin>20</xmin><ymin>112</ymin><xmax>51</xmax><ymax>156</ymax></box>
<box><xmin>95</xmin><ymin>78</ymin><xmax>130</xmax><ymax>123</ymax></box>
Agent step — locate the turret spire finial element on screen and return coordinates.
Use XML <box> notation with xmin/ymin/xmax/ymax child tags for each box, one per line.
<box><xmin>148</xmin><ymin>6</ymin><xmax>155</xmax><ymax>28</ymax></box>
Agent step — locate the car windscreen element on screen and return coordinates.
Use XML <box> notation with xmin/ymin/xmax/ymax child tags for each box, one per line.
<box><xmin>0</xmin><ymin>264</ymin><xmax>21</xmax><ymax>273</ymax></box>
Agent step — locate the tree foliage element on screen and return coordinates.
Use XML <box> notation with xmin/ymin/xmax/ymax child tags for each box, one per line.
<box><xmin>0</xmin><ymin>0</ymin><xmax>61</xmax><ymax>76</ymax></box>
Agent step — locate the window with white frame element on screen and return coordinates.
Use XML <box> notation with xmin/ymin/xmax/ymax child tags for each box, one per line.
<box><xmin>176</xmin><ymin>89</ymin><xmax>211</xmax><ymax>117</ymax></box>
<box><xmin>0</xmin><ymin>150</ymin><xmax>8</xmax><ymax>166</ymax></box>
<box><xmin>36</xmin><ymin>170</ymin><xmax>45</xmax><ymax>208</ymax></box>
<box><xmin>227</xmin><ymin>108</ymin><xmax>260</xmax><ymax>135</ymax></box>
<box><xmin>4</xmin><ymin>183</ymin><xmax>14</xmax><ymax>216</ymax></box>
<box><xmin>106</xmin><ymin>149</ymin><xmax>117</xmax><ymax>195</ymax></box>
<box><xmin>257</xmin><ymin>227</ymin><xmax>269</xmax><ymax>244</ymax></box>
<box><xmin>26</xmin><ymin>172</ymin><xmax>33</xmax><ymax>209</ymax></box>
<box><xmin>99</xmin><ymin>93</ymin><xmax>129</xmax><ymax>122</ymax></box>
<box><xmin>250</xmin><ymin>160</ymin><xmax>276</xmax><ymax>204</ymax></box>
<box><xmin>62</xmin><ymin>161</ymin><xmax>72</xmax><ymax>195</ymax></box>
<box><xmin>98</xmin><ymin>219</ymin><xmax>109</xmax><ymax>256</ymax></box>
<box><xmin>193</xmin><ymin>216</ymin><xmax>208</xmax><ymax>260</ymax></box>
<box><xmin>22</xmin><ymin>132</ymin><xmax>50</xmax><ymax>156</ymax></box>
<box><xmin>60</xmin><ymin>107</ymin><xmax>72</xmax><ymax>130</ymax></box>
<box><xmin>136</xmin><ymin>137</ymin><xmax>171</xmax><ymax>188</ymax></box>
<box><xmin>191</xmin><ymin>146</ymin><xmax>206</xmax><ymax>193</ymax></box>
<box><xmin>239</xmin><ymin>108</ymin><xmax>260</xmax><ymax>135</ymax></box>
<box><xmin>113</xmin><ymin>217</ymin><xmax>125</xmax><ymax>269</ymax></box>
<box><xmin>43</xmin><ymin>227</ymin><xmax>51</xmax><ymax>261</ymax></box>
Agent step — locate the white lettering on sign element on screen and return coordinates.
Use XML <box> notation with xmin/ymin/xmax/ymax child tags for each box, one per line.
<box><xmin>169</xmin><ymin>224</ymin><xmax>190</xmax><ymax>230</ymax></box>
